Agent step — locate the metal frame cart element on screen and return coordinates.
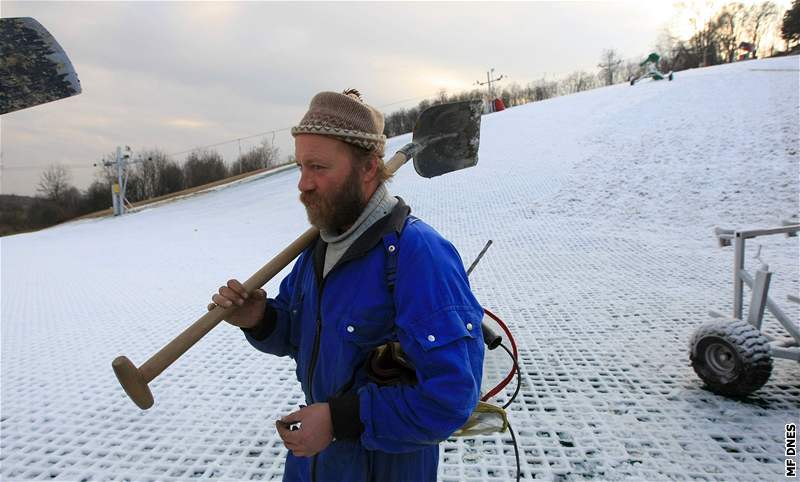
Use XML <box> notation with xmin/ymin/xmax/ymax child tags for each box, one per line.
<box><xmin>689</xmin><ymin>224</ymin><xmax>800</xmax><ymax>396</ymax></box>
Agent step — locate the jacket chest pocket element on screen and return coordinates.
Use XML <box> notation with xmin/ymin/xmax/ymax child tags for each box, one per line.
<box><xmin>338</xmin><ymin>309</ymin><xmax>395</xmax><ymax>351</ymax></box>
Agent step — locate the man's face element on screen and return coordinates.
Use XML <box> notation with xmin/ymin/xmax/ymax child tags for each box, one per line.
<box><xmin>295</xmin><ymin>134</ymin><xmax>367</xmax><ymax>233</ymax></box>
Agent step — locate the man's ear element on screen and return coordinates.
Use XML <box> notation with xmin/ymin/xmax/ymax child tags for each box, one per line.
<box><xmin>363</xmin><ymin>155</ymin><xmax>379</xmax><ymax>184</ymax></box>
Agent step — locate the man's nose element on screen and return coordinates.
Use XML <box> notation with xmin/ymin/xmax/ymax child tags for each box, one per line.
<box><xmin>298</xmin><ymin>170</ymin><xmax>314</xmax><ymax>192</ymax></box>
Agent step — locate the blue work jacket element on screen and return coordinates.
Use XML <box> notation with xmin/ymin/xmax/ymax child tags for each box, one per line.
<box><xmin>244</xmin><ymin>199</ymin><xmax>485</xmax><ymax>482</ymax></box>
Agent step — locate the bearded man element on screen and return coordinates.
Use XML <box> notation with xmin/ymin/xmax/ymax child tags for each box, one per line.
<box><xmin>209</xmin><ymin>89</ymin><xmax>484</xmax><ymax>482</ymax></box>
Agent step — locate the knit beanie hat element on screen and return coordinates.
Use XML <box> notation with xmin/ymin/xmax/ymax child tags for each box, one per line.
<box><xmin>291</xmin><ymin>89</ymin><xmax>386</xmax><ymax>157</ymax></box>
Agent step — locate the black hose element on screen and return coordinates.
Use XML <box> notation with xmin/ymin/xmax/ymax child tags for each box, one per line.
<box><xmin>508</xmin><ymin>421</ymin><xmax>521</xmax><ymax>482</ymax></box>
<box><xmin>499</xmin><ymin>343</ymin><xmax>522</xmax><ymax>481</ymax></box>
<box><xmin>481</xmin><ymin>322</ymin><xmax>503</xmax><ymax>350</ymax></box>
<box><xmin>500</xmin><ymin>343</ymin><xmax>521</xmax><ymax>410</ymax></box>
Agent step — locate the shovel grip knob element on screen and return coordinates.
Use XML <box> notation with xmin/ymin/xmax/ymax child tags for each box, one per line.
<box><xmin>112</xmin><ymin>356</ymin><xmax>154</xmax><ymax>409</ymax></box>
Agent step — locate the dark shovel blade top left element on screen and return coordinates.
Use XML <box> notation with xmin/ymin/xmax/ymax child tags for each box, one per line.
<box><xmin>0</xmin><ymin>17</ymin><xmax>82</xmax><ymax>115</ymax></box>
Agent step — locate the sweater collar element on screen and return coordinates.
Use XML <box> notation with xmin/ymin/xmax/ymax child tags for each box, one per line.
<box><xmin>311</xmin><ymin>196</ymin><xmax>411</xmax><ymax>286</ymax></box>
<box><xmin>320</xmin><ymin>183</ymin><xmax>392</xmax><ymax>244</ymax></box>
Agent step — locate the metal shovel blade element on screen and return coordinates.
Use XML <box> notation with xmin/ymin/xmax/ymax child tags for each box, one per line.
<box><xmin>412</xmin><ymin>100</ymin><xmax>482</xmax><ymax>178</ymax></box>
<box><xmin>0</xmin><ymin>17</ymin><xmax>82</xmax><ymax>115</ymax></box>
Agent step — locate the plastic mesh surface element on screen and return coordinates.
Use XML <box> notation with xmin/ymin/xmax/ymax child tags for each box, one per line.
<box><xmin>2</xmin><ymin>57</ymin><xmax>798</xmax><ymax>481</ymax></box>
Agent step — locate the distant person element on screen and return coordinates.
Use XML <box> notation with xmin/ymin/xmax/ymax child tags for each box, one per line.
<box><xmin>630</xmin><ymin>52</ymin><xmax>674</xmax><ymax>84</ymax></box>
<box><xmin>209</xmin><ymin>89</ymin><xmax>485</xmax><ymax>481</ymax></box>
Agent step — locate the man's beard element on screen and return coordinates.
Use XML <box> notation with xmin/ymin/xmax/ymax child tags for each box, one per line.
<box><xmin>300</xmin><ymin>167</ymin><xmax>367</xmax><ymax>233</ymax></box>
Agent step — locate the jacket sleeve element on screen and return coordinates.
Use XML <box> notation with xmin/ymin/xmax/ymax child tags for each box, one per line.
<box><xmin>354</xmin><ymin>223</ymin><xmax>486</xmax><ymax>453</ymax></box>
<box><xmin>241</xmin><ymin>253</ymin><xmax>304</xmax><ymax>359</ymax></box>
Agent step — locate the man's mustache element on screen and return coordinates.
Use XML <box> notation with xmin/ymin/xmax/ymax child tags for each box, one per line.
<box><xmin>299</xmin><ymin>192</ymin><xmax>318</xmax><ymax>206</ymax></box>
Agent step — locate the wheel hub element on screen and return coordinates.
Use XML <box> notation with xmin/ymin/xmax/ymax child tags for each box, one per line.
<box><xmin>705</xmin><ymin>342</ymin><xmax>736</xmax><ymax>374</ymax></box>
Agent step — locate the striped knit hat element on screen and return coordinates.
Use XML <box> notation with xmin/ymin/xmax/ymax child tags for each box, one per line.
<box><xmin>291</xmin><ymin>89</ymin><xmax>386</xmax><ymax>157</ymax></box>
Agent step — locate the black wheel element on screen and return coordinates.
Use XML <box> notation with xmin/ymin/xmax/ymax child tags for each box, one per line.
<box><xmin>689</xmin><ymin>320</ymin><xmax>772</xmax><ymax>397</ymax></box>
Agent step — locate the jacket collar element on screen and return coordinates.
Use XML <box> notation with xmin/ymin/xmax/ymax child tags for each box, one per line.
<box><xmin>312</xmin><ymin>197</ymin><xmax>411</xmax><ymax>285</ymax></box>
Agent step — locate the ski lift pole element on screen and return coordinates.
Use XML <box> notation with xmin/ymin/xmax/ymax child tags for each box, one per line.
<box><xmin>467</xmin><ymin>240</ymin><xmax>493</xmax><ymax>276</ymax></box>
<box><xmin>115</xmin><ymin>146</ymin><xmax>123</xmax><ymax>216</ymax></box>
<box><xmin>464</xmin><ymin>240</ymin><xmax>504</xmax><ymax>350</ymax></box>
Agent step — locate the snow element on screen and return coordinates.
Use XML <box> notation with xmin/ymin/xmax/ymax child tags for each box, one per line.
<box><xmin>2</xmin><ymin>56</ymin><xmax>799</xmax><ymax>481</ymax></box>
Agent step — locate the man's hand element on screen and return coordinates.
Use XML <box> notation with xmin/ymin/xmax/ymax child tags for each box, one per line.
<box><xmin>207</xmin><ymin>279</ymin><xmax>266</xmax><ymax>329</ymax></box>
<box><xmin>276</xmin><ymin>403</ymin><xmax>334</xmax><ymax>457</ymax></box>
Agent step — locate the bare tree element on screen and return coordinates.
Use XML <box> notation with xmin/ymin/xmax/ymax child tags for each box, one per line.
<box><xmin>183</xmin><ymin>149</ymin><xmax>227</xmax><ymax>188</ymax></box>
<box><xmin>653</xmin><ymin>28</ymin><xmax>683</xmax><ymax>72</ymax></box>
<box><xmin>61</xmin><ymin>186</ymin><xmax>81</xmax><ymax>216</ymax></box>
<box><xmin>383</xmin><ymin>108</ymin><xmax>404</xmax><ymax>137</ymax></box>
<box><xmin>160</xmin><ymin>162</ymin><xmax>184</xmax><ymax>194</ymax></box>
<box><xmin>598</xmin><ymin>49</ymin><xmax>623</xmax><ymax>86</ymax></box>
<box><xmin>505</xmin><ymin>82</ymin><xmax>528</xmax><ymax>106</ymax></box>
<box><xmin>36</xmin><ymin>164</ymin><xmax>72</xmax><ymax>202</ymax></box>
<box><xmin>529</xmin><ymin>77</ymin><xmax>558</xmax><ymax>101</ymax></box>
<box><xmin>231</xmin><ymin>139</ymin><xmax>280</xmax><ymax>174</ymax></box>
<box><xmin>622</xmin><ymin>59</ymin><xmax>643</xmax><ymax>82</ymax></box>
<box><xmin>133</xmin><ymin>148</ymin><xmax>183</xmax><ymax>198</ymax></box>
<box><xmin>712</xmin><ymin>2</ymin><xmax>750</xmax><ymax>63</ymax></box>
<box><xmin>560</xmin><ymin>70</ymin><xmax>598</xmax><ymax>95</ymax></box>
<box><xmin>676</xmin><ymin>0</ymin><xmax>723</xmax><ymax>65</ymax></box>
<box><xmin>748</xmin><ymin>1</ymin><xmax>781</xmax><ymax>57</ymax></box>
<box><xmin>136</xmin><ymin>149</ymin><xmax>162</xmax><ymax>199</ymax></box>
<box><xmin>93</xmin><ymin>151</ymin><xmax>119</xmax><ymax>186</ymax></box>
<box><xmin>81</xmin><ymin>180</ymin><xmax>112</xmax><ymax>213</ymax></box>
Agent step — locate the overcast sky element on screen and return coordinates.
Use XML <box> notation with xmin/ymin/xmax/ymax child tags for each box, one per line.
<box><xmin>0</xmin><ymin>0</ymin><xmax>767</xmax><ymax>196</ymax></box>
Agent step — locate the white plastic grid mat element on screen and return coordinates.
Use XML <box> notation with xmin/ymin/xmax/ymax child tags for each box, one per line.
<box><xmin>2</xmin><ymin>56</ymin><xmax>798</xmax><ymax>481</ymax></box>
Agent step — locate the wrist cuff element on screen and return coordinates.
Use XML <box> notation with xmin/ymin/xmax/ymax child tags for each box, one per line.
<box><xmin>328</xmin><ymin>392</ymin><xmax>364</xmax><ymax>440</ymax></box>
<box><xmin>242</xmin><ymin>303</ymin><xmax>278</xmax><ymax>341</ymax></box>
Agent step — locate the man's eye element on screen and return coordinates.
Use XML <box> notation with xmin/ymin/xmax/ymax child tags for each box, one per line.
<box><xmin>296</xmin><ymin>163</ymin><xmax>324</xmax><ymax>171</ymax></box>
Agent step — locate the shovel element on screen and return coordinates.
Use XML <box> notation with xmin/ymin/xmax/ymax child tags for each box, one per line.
<box><xmin>0</xmin><ymin>17</ymin><xmax>82</xmax><ymax>115</ymax></box>
<box><xmin>113</xmin><ymin>100</ymin><xmax>483</xmax><ymax>409</ymax></box>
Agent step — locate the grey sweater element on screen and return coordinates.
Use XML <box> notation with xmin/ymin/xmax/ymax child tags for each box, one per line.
<box><xmin>320</xmin><ymin>183</ymin><xmax>398</xmax><ymax>278</ymax></box>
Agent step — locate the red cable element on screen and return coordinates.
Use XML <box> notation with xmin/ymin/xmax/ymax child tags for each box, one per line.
<box><xmin>480</xmin><ymin>307</ymin><xmax>518</xmax><ymax>402</ymax></box>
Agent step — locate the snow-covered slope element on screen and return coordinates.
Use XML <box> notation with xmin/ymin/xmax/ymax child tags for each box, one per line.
<box><xmin>2</xmin><ymin>56</ymin><xmax>798</xmax><ymax>481</ymax></box>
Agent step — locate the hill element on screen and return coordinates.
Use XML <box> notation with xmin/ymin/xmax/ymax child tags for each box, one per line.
<box><xmin>1</xmin><ymin>56</ymin><xmax>798</xmax><ymax>481</ymax></box>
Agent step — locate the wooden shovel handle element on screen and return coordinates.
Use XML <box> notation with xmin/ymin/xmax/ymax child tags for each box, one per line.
<box><xmin>138</xmin><ymin>226</ymin><xmax>320</xmax><ymax>382</ymax></box>
<box><xmin>135</xmin><ymin>150</ymin><xmax>410</xmax><ymax>384</ymax></box>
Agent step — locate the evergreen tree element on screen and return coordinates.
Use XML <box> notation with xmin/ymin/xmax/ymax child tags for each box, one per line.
<box><xmin>782</xmin><ymin>0</ymin><xmax>800</xmax><ymax>47</ymax></box>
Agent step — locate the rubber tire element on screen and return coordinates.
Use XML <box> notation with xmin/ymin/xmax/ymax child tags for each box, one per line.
<box><xmin>689</xmin><ymin>320</ymin><xmax>772</xmax><ymax>397</ymax></box>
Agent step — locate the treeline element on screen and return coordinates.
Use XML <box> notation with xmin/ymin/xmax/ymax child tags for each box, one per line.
<box><xmin>384</xmin><ymin>1</ymin><xmax>796</xmax><ymax>138</ymax></box>
<box><xmin>383</xmin><ymin>70</ymin><xmax>631</xmax><ymax>138</ymax></box>
<box><xmin>382</xmin><ymin>65</ymin><xmax>651</xmax><ymax>137</ymax></box>
<box><xmin>383</xmin><ymin>77</ymin><xmax>592</xmax><ymax>138</ymax></box>
<box><xmin>4</xmin><ymin>140</ymin><xmax>281</xmax><ymax>235</ymax></box>
<box><xmin>657</xmin><ymin>1</ymin><xmax>791</xmax><ymax>72</ymax></box>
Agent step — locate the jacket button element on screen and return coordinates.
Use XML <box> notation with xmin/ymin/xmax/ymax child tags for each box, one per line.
<box><xmin>466</xmin><ymin>323</ymin><xmax>473</xmax><ymax>331</ymax></box>
<box><xmin>347</xmin><ymin>325</ymin><xmax>355</xmax><ymax>333</ymax></box>
<box><xmin>427</xmin><ymin>334</ymin><xmax>436</xmax><ymax>342</ymax></box>
<box><xmin>388</xmin><ymin>245</ymin><xmax>396</xmax><ymax>253</ymax></box>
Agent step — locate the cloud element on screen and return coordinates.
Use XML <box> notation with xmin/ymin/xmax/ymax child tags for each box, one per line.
<box><xmin>164</xmin><ymin>118</ymin><xmax>213</xmax><ymax>129</ymax></box>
